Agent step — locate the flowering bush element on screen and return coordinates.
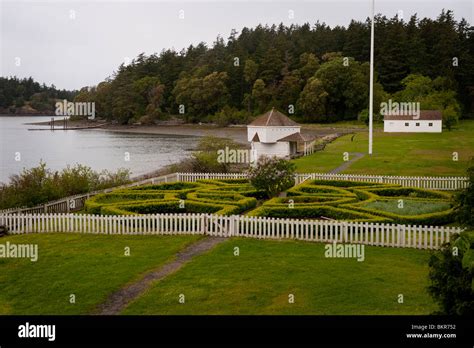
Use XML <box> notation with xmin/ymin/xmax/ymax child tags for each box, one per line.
<box><xmin>247</xmin><ymin>156</ymin><xmax>295</xmax><ymax>198</ymax></box>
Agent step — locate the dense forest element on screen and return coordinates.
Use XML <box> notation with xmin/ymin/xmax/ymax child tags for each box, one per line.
<box><xmin>0</xmin><ymin>76</ymin><xmax>77</xmax><ymax>114</ymax></box>
<box><xmin>0</xmin><ymin>77</ymin><xmax>77</xmax><ymax>115</ymax></box>
<box><xmin>74</xmin><ymin>10</ymin><xmax>472</xmax><ymax>125</ymax></box>
<box><xmin>2</xmin><ymin>10</ymin><xmax>473</xmax><ymax>124</ymax></box>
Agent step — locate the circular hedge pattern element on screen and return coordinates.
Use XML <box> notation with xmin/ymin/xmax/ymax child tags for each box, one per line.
<box><xmin>84</xmin><ymin>178</ymin><xmax>455</xmax><ymax>225</ymax></box>
<box><xmin>85</xmin><ymin>179</ymin><xmax>261</xmax><ymax>216</ymax></box>
<box><xmin>249</xmin><ymin>179</ymin><xmax>455</xmax><ymax>225</ymax></box>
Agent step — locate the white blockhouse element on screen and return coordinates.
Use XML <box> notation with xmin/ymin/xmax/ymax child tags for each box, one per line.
<box><xmin>247</xmin><ymin>108</ymin><xmax>315</xmax><ymax>161</ymax></box>
<box><xmin>384</xmin><ymin>110</ymin><xmax>443</xmax><ymax>133</ymax></box>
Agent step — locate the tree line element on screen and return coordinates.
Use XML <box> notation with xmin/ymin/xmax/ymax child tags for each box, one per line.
<box><xmin>80</xmin><ymin>10</ymin><xmax>472</xmax><ymax>125</ymax></box>
<box><xmin>0</xmin><ymin>76</ymin><xmax>77</xmax><ymax>114</ymax></box>
<box><xmin>3</xmin><ymin>10</ymin><xmax>472</xmax><ymax>123</ymax></box>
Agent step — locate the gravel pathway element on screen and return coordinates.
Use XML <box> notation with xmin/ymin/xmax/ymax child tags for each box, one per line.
<box><xmin>329</xmin><ymin>152</ymin><xmax>365</xmax><ymax>174</ymax></box>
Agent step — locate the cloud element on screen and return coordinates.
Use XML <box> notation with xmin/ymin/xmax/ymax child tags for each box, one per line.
<box><xmin>1</xmin><ymin>0</ymin><xmax>471</xmax><ymax>90</ymax></box>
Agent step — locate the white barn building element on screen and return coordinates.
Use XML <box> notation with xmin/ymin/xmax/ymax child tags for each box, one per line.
<box><xmin>247</xmin><ymin>108</ymin><xmax>315</xmax><ymax>161</ymax></box>
<box><xmin>383</xmin><ymin>110</ymin><xmax>443</xmax><ymax>133</ymax></box>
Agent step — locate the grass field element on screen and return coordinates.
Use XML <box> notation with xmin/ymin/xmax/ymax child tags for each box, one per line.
<box><xmin>0</xmin><ymin>233</ymin><xmax>201</xmax><ymax>314</ymax></box>
<box><xmin>0</xmin><ymin>234</ymin><xmax>438</xmax><ymax>315</ymax></box>
<box><xmin>294</xmin><ymin>120</ymin><xmax>474</xmax><ymax>176</ymax></box>
<box><xmin>302</xmin><ymin>120</ymin><xmax>376</xmax><ymax>129</ymax></box>
<box><xmin>123</xmin><ymin>238</ymin><xmax>437</xmax><ymax>315</ymax></box>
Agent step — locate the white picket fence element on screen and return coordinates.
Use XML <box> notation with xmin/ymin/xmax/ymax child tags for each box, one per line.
<box><xmin>177</xmin><ymin>172</ymin><xmax>469</xmax><ymax>191</ymax></box>
<box><xmin>294</xmin><ymin>173</ymin><xmax>469</xmax><ymax>190</ymax></box>
<box><xmin>176</xmin><ymin>172</ymin><xmax>247</xmax><ymax>182</ymax></box>
<box><xmin>0</xmin><ymin>213</ymin><xmax>462</xmax><ymax>250</ymax></box>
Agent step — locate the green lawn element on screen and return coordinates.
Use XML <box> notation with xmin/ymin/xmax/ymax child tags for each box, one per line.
<box><xmin>123</xmin><ymin>238</ymin><xmax>437</xmax><ymax>315</ymax></box>
<box><xmin>362</xmin><ymin>199</ymin><xmax>451</xmax><ymax>216</ymax></box>
<box><xmin>302</xmin><ymin>120</ymin><xmax>376</xmax><ymax>129</ymax></box>
<box><xmin>294</xmin><ymin>120</ymin><xmax>474</xmax><ymax>176</ymax></box>
<box><xmin>0</xmin><ymin>233</ymin><xmax>201</xmax><ymax>314</ymax></box>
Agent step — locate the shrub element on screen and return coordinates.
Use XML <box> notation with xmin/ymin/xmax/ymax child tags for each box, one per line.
<box><xmin>454</xmin><ymin>164</ymin><xmax>474</xmax><ymax>229</ymax></box>
<box><xmin>288</xmin><ymin>184</ymin><xmax>356</xmax><ymax>197</ymax></box>
<box><xmin>0</xmin><ymin>161</ymin><xmax>131</xmax><ymax>209</ymax></box>
<box><xmin>308</xmin><ymin>179</ymin><xmax>383</xmax><ymax>187</ymax></box>
<box><xmin>428</xmin><ymin>231</ymin><xmax>474</xmax><ymax>315</ymax></box>
<box><xmin>249</xmin><ymin>205</ymin><xmax>389</xmax><ymax>222</ymax></box>
<box><xmin>345</xmin><ymin>204</ymin><xmax>455</xmax><ymax>225</ymax></box>
<box><xmin>213</xmin><ymin>105</ymin><xmax>250</xmax><ymax>126</ymax></box>
<box><xmin>187</xmin><ymin>192</ymin><xmax>257</xmax><ymax>211</ymax></box>
<box><xmin>192</xmin><ymin>136</ymin><xmax>248</xmax><ymax>173</ymax></box>
<box><xmin>130</xmin><ymin>182</ymin><xmax>200</xmax><ymax>191</ymax></box>
<box><xmin>248</xmin><ymin>156</ymin><xmax>295</xmax><ymax>198</ymax></box>
<box><xmin>357</xmin><ymin>108</ymin><xmax>382</xmax><ymax>125</ymax></box>
<box><xmin>442</xmin><ymin>105</ymin><xmax>459</xmax><ymax>131</ymax></box>
<box><xmin>264</xmin><ymin>196</ymin><xmax>356</xmax><ymax>206</ymax></box>
<box><xmin>197</xmin><ymin>178</ymin><xmax>249</xmax><ymax>185</ymax></box>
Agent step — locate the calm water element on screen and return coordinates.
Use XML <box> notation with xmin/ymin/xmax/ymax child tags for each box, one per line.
<box><xmin>0</xmin><ymin>116</ymin><xmax>199</xmax><ymax>184</ymax></box>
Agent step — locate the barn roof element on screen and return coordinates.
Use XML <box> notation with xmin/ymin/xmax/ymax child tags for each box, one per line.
<box><xmin>383</xmin><ymin>110</ymin><xmax>442</xmax><ymax>121</ymax></box>
<box><xmin>249</xmin><ymin>108</ymin><xmax>299</xmax><ymax>127</ymax></box>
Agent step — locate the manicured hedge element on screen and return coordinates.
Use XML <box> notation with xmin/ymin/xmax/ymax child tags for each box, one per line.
<box><xmin>345</xmin><ymin>204</ymin><xmax>455</xmax><ymax>225</ymax></box>
<box><xmin>85</xmin><ymin>179</ymin><xmax>256</xmax><ymax>216</ymax></box>
<box><xmin>105</xmin><ymin>200</ymin><xmax>239</xmax><ymax>216</ymax></box>
<box><xmin>251</xmin><ymin>180</ymin><xmax>455</xmax><ymax>226</ymax></box>
<box><xmin>186</xmin><ymin>192</ymin><xmax>257</xmax><ymax>211</ymax></box>
<box><xmin>307</xmin><ymin>179</ymin><xmax>381</xmax><ymax>187</ymax></box>
<box><xmin>197</xmin><ymin>178</ymin><xmax>249</xmax><ymax>185</ymax></box>
<box><xmin>365</xmin><ymin>187</ymin><xmax>452</xmax><ymax>199</ymax></box>
<box><xmin>131</xmin><ymin>182</ymin><xmax>201</xmax><ymax>190</ymax></box>
<box><xmin>263</xmin><ymin>196</ymin><xmax>357</xmax><ymax>206</ymax></box>
<box><xmin>248</xmin><ymin>205</ymin><xmax>390</xmax><ymax>222</ymax></box>
<box><xmin>287</xmin><ymin>185</ymin><xmax>356</xmax><ymax>197</ymax></box>
<box><xmin>84</xmin><ymin>177</ymin><xmax>456</xmax><ymax>225</ymax></box>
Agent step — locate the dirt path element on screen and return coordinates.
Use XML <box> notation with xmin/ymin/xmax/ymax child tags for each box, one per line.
<box><xmin>329</xmin><ymin>152</ymin><xmax>365</xmax><ymax>174</ymax></box>
<box><xmin>95</xmin><ymin>236</ymin><xmax>225</xmax><ymax>315</ymax></box>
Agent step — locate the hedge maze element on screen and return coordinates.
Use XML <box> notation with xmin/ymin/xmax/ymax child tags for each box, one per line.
<box><xmin>85</xmin><ymin>179</ymin><xmax>455</xmax><ymax>226</ymax></box>
<box><xmin>85</xmin><ymin>179</ymin><xmax>260</xmax><ymax>216</ymax></box>
<box><xmin>249</xmin><ymin>179</ymin><xmax>455</xmax><ymax>225</ymax></box>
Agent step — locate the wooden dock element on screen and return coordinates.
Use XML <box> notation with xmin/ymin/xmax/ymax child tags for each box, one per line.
<box><xmin>28</xmin><ymin>121</ymin><xmax>107</xmax><ymax>131</ymax></box>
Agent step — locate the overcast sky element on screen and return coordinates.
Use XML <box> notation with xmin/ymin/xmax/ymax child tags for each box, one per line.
<box><xmin>1</xmin><ymin>0</ymin><xmax>472</xmax><ymax>90</ymax></box>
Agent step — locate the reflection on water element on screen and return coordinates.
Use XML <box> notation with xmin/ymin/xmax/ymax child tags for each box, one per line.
<box><xmin>0</xmin><ymin>116</ymin><xmax>199</xmax><ymax>183</ymax></box>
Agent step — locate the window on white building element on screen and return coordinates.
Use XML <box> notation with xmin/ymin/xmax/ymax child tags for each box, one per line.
<box><xmin>429</xmin><ymin>123</ymin><xmax>433</xmax><ymax>126</ymax></box>
<box><xmin>416</xmin><ymin>123</ymin><xmax>420</xmax><ymax>126</ymax></box>
<box><xmin>405</xmin><ymin>122</ymin><xmax>409</xmax><ymax>126</ymax></box>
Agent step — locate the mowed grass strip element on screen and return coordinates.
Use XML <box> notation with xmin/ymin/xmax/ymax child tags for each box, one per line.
<box><xmin>123</xmin><ymin>238</ymin><xmax>437</xmax><ymax>315</ymax></box>
<box><xmin>0</xmin><ymin>233</ymin><xmax>201</xmax><ymax>314</ymax></box>
<box><xmin>294</xmin><ymin>120</ymin><xmax>474</xmax><ymax>176</ymax></box>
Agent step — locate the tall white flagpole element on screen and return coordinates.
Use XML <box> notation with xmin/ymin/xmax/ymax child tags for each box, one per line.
<box><xmin>368</xmin><ymin>0</ymin><xmax>375</xmax><ymax>155</ymax></box>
